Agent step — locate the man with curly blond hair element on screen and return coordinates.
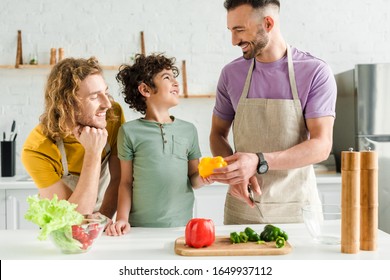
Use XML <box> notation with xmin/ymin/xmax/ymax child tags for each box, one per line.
<box><xmin>22</xmin><ymin>57</ymin><xmax>125</xmax><ymax>220</ymax></box>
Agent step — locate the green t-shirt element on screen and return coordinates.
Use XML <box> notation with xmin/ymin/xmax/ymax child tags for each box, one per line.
<box><xmin>117</xmin><ymin>117</ymin><xmax>202</xmax><ymax>227</ymax></box>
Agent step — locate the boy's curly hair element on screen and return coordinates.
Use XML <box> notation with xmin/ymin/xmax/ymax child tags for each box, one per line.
<box><xmin>116</xmin><ymin>53</ymin><xmax>179</xmax><ymax>115</ymax></box>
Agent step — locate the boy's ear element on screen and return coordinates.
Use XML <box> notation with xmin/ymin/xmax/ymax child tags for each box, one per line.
<box><xmin>138</xmin><ymin>83</ymin><xmax>151</xmax><ymax>97</ymax></box>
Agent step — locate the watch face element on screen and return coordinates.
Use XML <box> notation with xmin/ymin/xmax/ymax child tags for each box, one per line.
<box><xmin>259</xmin><ymin>164</ymin><xmax>268</xmax><ymax>173</ymax></box>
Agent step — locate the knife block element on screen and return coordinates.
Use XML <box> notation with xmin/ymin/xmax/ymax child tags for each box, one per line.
<box><xmin>1</xmin><ymin>141</ymin><xmax>16</xmax><ymax>177</ymax></box>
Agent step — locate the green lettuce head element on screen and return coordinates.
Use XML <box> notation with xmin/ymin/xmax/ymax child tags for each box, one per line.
<box><xmin>25</xmin><ymin>194</ymin><xmax>83</xmax><ymax>240</ymax></box>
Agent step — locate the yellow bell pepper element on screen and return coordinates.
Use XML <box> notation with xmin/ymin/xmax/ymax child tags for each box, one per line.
<box><xmin>198</xmin><ymin>156</ymin><xmax>227</xmax><ymax>178</ymax></box>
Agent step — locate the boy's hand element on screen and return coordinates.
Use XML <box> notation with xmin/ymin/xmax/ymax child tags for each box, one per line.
<box><xmin>105</xmin><ymin>220</ymin><xmax>131</xmax><ymax>236</ymax></box>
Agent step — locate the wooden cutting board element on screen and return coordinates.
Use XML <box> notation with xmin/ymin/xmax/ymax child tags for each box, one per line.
<box><xmin>174</xmin><ymin>236</ymin><xmax>292</xmax><ymax>256</ymax></box>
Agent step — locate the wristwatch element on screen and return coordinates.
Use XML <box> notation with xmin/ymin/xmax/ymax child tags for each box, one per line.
<box><xmin>256</xmin><ymin>152</ymin><xmax>268</xmax><ymax>174</ymax></box>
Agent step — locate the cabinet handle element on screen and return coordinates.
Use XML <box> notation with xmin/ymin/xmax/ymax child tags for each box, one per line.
<box><xmin>6</xmin><ymin>195</ymin><xmax>18</xmax><ymax>230</ymax></box>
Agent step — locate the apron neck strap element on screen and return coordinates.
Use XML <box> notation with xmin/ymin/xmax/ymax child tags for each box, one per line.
<box><xmin>239</xmin><ymin>44</ymin><xmax>299</xmax><ymax>101</ymax></box>
<box><xmin>239</xmin><ymin>59</ymin><xmax>255</xmax><ymax>102</ymax></box>
<box><xmin>56</xmin><ymin>138</ymin><xmax>69</xmax><ymax>176</ymax></box>
<box><xmin>286</xmin><ymin>44</ymin><xmax>299</xmax><ymax>100</ymax></box>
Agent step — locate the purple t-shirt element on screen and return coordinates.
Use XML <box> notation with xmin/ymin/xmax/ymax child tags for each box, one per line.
<box><xmin>213</xmin><ymin>46</ymin><xmax>337</xmax><ymax>121</ymax></box>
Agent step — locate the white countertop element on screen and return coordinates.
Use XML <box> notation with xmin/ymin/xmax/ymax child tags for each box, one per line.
<box><xmin>0</xmin><ymin>175</ymin><xmax>35</xmax><ymax>189</ymax></box>
<box><xmin>1</xmin><ymin>222</ymin><xmax>388</xmax><ymax>260</ymax></box>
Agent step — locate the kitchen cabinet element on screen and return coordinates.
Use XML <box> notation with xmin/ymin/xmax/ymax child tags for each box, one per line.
<box><xmin>0</xmin><ymin>177</ymin><xmax>38</xmax><ymax>230</ymax></box>
<box><xmin>193</xmin><ymin>184</ymin><xmax>228</xmax><ymax>225</ymax></box>
<box><xmin>316</xmin><ymin>174</ymin><xmax>342</xmax><ymax>205</ymax></box>
<box><xmin>194</xmin><ymin>174</ymin><xmax>342</xmax><ymax>226</ymax></box>
<box><xmin>4</xmin><ymin>189</ymin><xmax>38</xmax><ymax>230</ymax></box>
<box><xmin>0</xmin><ymin>188</ymin><xmax>39</xmax><ymax>230</ymax></box>
<box><xmin>0</xmin><ymin>189</ymin><xmax>5</xmax><ymax>229</ymax></box>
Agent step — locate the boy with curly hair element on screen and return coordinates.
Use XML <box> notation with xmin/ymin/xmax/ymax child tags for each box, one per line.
<box><xmin>106</xmin><ymin>53</ymin><xmax>210</xmax><ymax>234</ymax></box>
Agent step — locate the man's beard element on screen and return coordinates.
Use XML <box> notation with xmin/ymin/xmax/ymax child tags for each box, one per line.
<box><xmin>76</xmin><ymin>114</ymin><xmax>106</xmax><ymax>129</ymax></box>
<box><xmin>242</xmin><ymin>29</ymin><xmax>269</xmax><ymax>60</ymax></box>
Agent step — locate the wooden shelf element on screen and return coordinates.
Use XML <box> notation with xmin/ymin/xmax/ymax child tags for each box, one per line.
<box><xmin>0</xmin><ymin>64</ymin><xmax>50</xmax><ymax>69</ymax></box>
<box><xmin>0</xmin><ymin>64</ymin><xmax>119</xmax><ymax>70</ymax></box>
<box><xmin>0</xmin><ymin>64</ymin><xmax>215</xmax><ymax>98</ymax></box>
<box><xmin>0</xmin><ymin>65</ymin><xmax>21</xmax><ymax>69</ymax></box>
<box><xmin>102</xmin><ymin>65</ymin><xmax>120</xmax><ymax>70</ymax></box>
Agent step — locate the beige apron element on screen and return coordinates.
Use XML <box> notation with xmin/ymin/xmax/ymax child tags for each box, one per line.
<box><xmin>224</xmin><ymin>45</ymin><xmax>321</xmax><ymax>224</ymax></box>
<box><xmin>56</xmin><ymin>139</ymin><xmax>111</xmax><ymax>212</ymax></box>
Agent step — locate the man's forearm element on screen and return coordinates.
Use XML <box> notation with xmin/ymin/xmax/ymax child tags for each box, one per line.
<box><xmin>69</xmin><ymin>152</ymin><xmax>102</xmax><ymax>214</ymax></box>
<box><xmin>210</xmin><ymin>133</ymin><xmax>233</xmax><ymax>157</ymax></box>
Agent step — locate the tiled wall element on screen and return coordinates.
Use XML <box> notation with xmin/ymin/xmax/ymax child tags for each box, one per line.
<box><xmin>1</xmin><ymin>0</ymin><xmax>390</xmax><ymax>175</ymax></box>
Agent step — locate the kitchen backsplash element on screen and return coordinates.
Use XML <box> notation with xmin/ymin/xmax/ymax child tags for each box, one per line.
<box><xmin>1</xmin><ymin>0</ymin><xmax>390</xmax><ymax>175</ymax></box>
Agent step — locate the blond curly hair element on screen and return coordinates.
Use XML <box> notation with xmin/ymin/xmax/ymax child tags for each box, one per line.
<box><xmin>40</xmin><ymin>57</ymin><xmax>116</xmax><ymax>139</ymax></box>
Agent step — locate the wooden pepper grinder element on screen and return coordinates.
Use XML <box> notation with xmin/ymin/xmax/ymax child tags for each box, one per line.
<box><xmin>15</xmin><ymin>30</ymin><xmax>23</xmax><ymax>68</ymax></box>
<box><xmin>182</xmin><ymin>60</ymin><xmax>188</xmax><ymax>98</ymax></box>
<box><xmin>140</xmin><ymin>31</ymin><xmax>146</xmax><ymax>55</ymax></box>
<box><xmin>360</xmin><ymin>149</ymin><xmax>378</xmax><ymax>251</ymax></box>
<box><xmin>58</xmin><ymin>48</ymin><xmax>64</xmax><ymax>61</ymax></box>
<box><xmin>50</xmin><ymin>48</ymin><xmax>57</xmax><ymax>65</ymax></box>
<box><xmin>341</xmin><ymin>148</ymin><xmax>360</xmax><ymax>254</ymax></box>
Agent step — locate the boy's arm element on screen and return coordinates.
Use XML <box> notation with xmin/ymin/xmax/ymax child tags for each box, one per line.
<box><xmin>105</xmin><ymin>159</ymin><xmax>133</xmax><ymax>236</ymax></box>
<box><xmin>115</xmin><ymin>160</ymin><xmax>133</xmax><ymax>222</ymax></box>
<box><xmin>188</xmin><ymin>159</ymin><xmax>212</xmax><ymax>189</ymax></box>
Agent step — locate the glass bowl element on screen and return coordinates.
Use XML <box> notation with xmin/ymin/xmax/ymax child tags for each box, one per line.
<box><xmin>50</xmin><ymin>213</ymin><xmax>107</xmax><ymax>254</ymax></box>
<box><xmin>302</xmin><ymin>204</ymin><xmax>341</xmax><ymax>245</ymax></box>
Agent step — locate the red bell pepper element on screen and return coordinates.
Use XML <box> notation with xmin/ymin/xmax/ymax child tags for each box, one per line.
<box><xmin>185</xmin><ymin>218</ymin><xmax>215</xmax><ymax>248</ymax></box>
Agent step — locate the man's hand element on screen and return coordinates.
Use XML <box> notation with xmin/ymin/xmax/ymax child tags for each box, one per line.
<box><xmin>228</xmin><ymin>175</ymin><xmax>262</xmax><ymax>206</ymax></box>
<box><xmin>209</xmin><ymin>152</ymin><xmax>258</xmax><ymax>185</ymax></box>
<box><xmin>209</xmin><ymin>152</ymin><xmax>262</xmax><ymax>206</ymax></box>
<box><xmin>73</xmin><ymin>125</ymin><xmax>108</xmax><ymax>154</ymax></box>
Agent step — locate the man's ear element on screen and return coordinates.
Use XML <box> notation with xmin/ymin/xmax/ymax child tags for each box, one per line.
<box><xmin>264</xmin><ymin>16</ymin><xmax>274</xmax><ymax>31</ymax></box>
<box><xmin>138</xmin><ymin>83</ymin><xmax>151</xmax><ymax>97</ymax></box>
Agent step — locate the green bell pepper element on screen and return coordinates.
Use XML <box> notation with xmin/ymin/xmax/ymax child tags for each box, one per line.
<box><xmin>275</xmin><ymin>236</ymin><xmax>285</xmax><ymax>248</ymax></box>
<box><xmin>259</xmin><ymin>224</ymin><xmax>289</xmax><ymax>242</ymax></box>
<box><xmin>244</xmin><ymin>227</ymin><xmax>261</xmax><ymax>241</ymax></box>
<box><xmin>239</xmin><ymin>231</ymin><xmax>249</xmax><ymax>243</ymax></box>
<box><xmin>230</xmin><ymin>232</ymin><xmax>241</xmax><ymax>244</ymax></box>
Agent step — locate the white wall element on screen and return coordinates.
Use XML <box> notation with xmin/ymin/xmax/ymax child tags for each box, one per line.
<box><xmin>1</xmin><ymin>0</ymin><xmax>390</xmax><ymax>175</ymax></box>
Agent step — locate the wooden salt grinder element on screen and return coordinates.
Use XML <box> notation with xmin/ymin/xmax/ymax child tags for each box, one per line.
<box><xmin>360</xmin><ymin>149</ymin><xmax>378</xmax><ymax>251</ymax></box>
<box><xmin>341</xmin><ymin>149</ymin><xmax>360</xmax><ymax>254</ymax></box>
